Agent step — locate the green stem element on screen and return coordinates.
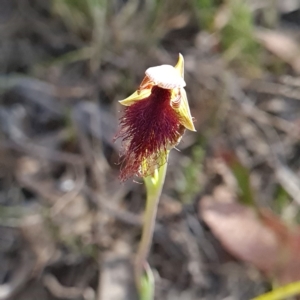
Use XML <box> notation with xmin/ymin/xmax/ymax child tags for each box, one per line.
<box><xmin>134</xmin><ymin>154</ymin><xmax>169</xmax><ymax>294</ymax></box>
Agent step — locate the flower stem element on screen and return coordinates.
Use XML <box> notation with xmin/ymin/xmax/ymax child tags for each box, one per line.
<box><xmin>134</xmin><ymin>154</ymin><xmax>169</xmax><ymax>296</ymax></box>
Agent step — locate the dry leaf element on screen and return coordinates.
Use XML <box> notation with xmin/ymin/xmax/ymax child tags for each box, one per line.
<box><xmin>276</xmin><ymin>230</ymin><xmax>300</xmax><ymax>284</ymax></box>
<box><xmin>214</xmin><ymin>5</ymin><xmax>231</xmax><ymax>30</ymax></box>
<box><xmin>200</xmin><ymin>184</ymin><xmax>300</xmax><ymax>284</ymax></box>
<box><xmin>200</xmin><ymin>188</ymin><xmax>280</xmax><ymax>273</ymax></box>
<box><xmin>255</xmin><ymin>29</ymin><xmax>300</xmax><ymax>73</ymax></box>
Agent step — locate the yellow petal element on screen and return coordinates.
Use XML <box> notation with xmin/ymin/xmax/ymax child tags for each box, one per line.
<box><xmin>119</xmin><ymin>89</ymin><xmax>151</xmax><ymax>106</ymax></box>
<box><xmin>173</xmin><ymin>88</ymin><xmax>196</xmax><ymax>132</ymax></box>
<box><xmin>174</xmin><ymin>53</ymin><xmax>184</xmax><ymax>79</ymax></box>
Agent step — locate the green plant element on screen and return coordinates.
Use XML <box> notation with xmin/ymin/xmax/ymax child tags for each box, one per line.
<box><xmin>114</xmin><ymin>54</ymin><xmax>195</xmax><ymax>299</ymax></box>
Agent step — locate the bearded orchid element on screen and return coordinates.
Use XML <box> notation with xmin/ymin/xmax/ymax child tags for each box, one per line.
<box><xmin>115</xmin><ymin>54</ymin><xmax>195</xmax><ymax>182</ymax></box>
<box><xmin>114</xmin><ymin>54</ymin><xmax>195</xmax><ymax>299</ymax></box>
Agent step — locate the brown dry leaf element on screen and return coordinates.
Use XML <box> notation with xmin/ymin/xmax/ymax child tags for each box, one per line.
<box><xmin>276</xmin><ymin>230</ymin><xmax>300</xmax><ymax>284</ymax></box>
<box><xmin>200</xmin><ymin>154</ymin><xmax>300</xmax><ymax>286</ymax></box>
<box><xmin>255</xmin><ymin>29</ymin><xmax>300</xmax><ymax>73</ymax></box>
<box><xmin>200</xmin><ymin>186</ymin><xmax>280</xmax><ymax>274</ymax></box>
<box><xmin>166</xmin><ymin>12</ymin><xmax>190</xmax><ymax>30</ymax></box>
<box><xmin>200</xmin><ymin>183</ymin><xmax>300</xmax><ymax>284</ymax></box>
<box><xmin>213</xmin><ymin>5</ymin><xmax>231</xmax><ymax>31</ymax></box>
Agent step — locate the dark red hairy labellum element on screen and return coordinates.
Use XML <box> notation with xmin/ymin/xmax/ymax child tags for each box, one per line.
<box><xmin>115</xmin><ymin>86</ymin><xmax>183</xmax><ymax>181</ymax></box>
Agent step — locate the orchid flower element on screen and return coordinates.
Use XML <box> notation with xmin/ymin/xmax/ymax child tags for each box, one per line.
<box><xmin>115</xmin><ymin>54</ymin><xmax>195</xmax><ymax>181</ymax></box>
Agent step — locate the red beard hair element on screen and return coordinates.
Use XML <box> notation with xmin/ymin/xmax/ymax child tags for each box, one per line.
<box><xmin>115</xmin><ymin>86</ymin><xmax>183</xmax><ymax>181</ymax></box>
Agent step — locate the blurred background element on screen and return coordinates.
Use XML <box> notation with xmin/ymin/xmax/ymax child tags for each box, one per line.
<box><xmin>1</xmin><ymin>0</ymin><xmax>300</xmax><ymax>299</ymax></box>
